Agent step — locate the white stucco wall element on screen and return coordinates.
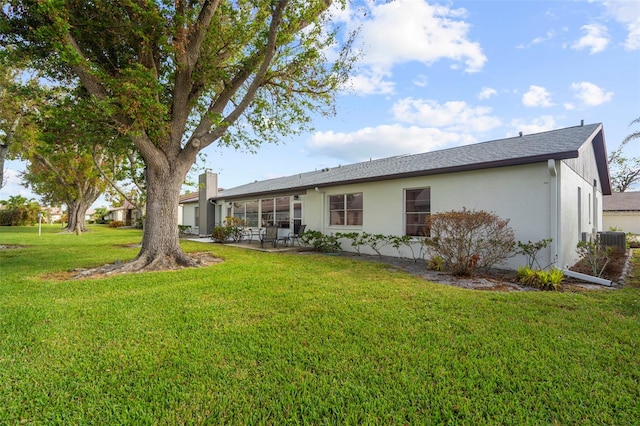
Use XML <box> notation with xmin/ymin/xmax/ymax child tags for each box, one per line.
<box><xmin>603</xmin><ymin>213</ymin><xmax>640</xmax><ymax>234</ymax></box>
<box><xmin>180</xmin><ymin>202</ymin><xmax>199</xmax><ymax>234</ymax></box>
<box><xmin>300</xmin><ymin>163</ymin><xmax>557</xmax><ymax>269</ymax></box>
<box><xmin>557</xmin><ymin>161</ymin><xmax>600</xmax><ymax>268</ymax></box>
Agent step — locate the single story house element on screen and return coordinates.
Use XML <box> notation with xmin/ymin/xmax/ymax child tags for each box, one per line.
<box><xmin>603</xmin><ymin>192</ymin><xmax>640</xmax><ymax>234</ymax></box>
<box><xmin>178</xmin><ymin>192</ymin><xmax>200</xmax><ymax>234</ymax></box>
<box><xmin>188</xmin><ymin>122</ymin><xmax>611</xmax><ymax>270</ymax></box>
<box><xmin>43</xmin><ymin>206</ymin><xmax>95</xmax><ymax>224</ymax></box>
<box><xmin>105</xmin><ymin>200</ymin><xmax>144</xmax><ymax>226</ymax></box>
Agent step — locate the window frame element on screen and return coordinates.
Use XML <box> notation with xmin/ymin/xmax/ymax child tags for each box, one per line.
<box><xmin>404</xmin><ymin>187</ymin><xmax>430</xmax><ymax>237</ymax></box>
<box><xmin>329</xmin><ymin>192</ymin><xmax>363</xmax><ymax>226</ymax></box>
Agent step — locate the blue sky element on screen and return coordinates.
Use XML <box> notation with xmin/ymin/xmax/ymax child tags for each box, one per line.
<box><xmin>2</xmin><ymin>0</ymin><xmax>639</xmax><ymax>204</ymax></box>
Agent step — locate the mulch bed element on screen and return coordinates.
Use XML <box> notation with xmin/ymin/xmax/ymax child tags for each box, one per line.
<box><xmin>337</xmin><ymin>249</ymin><xmax>633</xmax><ymax>292</ymax></box>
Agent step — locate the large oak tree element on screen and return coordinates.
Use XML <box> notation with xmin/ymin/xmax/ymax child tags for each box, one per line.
<box><xmin>3</xmin><ymin>0</ymin><xmax>355</xmax><ymax>272</ymax></box>
<box><xmin>20</xmin><ymin>91</ymin><xmax>111</xmax><ymax>233</ymax></box>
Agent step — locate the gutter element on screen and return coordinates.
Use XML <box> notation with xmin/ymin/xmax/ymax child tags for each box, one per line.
<box><xmin>548</xmin><ymin>160</ymin><xmax>560</xmax><ymax>267</ymax></box>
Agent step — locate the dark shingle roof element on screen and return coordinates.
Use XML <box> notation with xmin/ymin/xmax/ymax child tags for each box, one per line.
<box><xmin>603</xmin><ymin>192</ymin><xmax>640</xmax><ymax>211</ymax></box>
<box><xmin>214</xmin><ymin>123</ymin><xmax>609</xmax><ymax>200</ymax></box>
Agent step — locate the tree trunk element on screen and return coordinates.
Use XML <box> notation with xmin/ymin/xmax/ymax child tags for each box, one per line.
<box><xmin>0</xmin><ymin>142</ymin><xmax>7</xmax><ymax>189</ymax></box>
<box><xmin>66</xmin><ymin>197</ymin><xmax>97</xmax><ymax>234</ymax></box>
<box><xmin>128</xmin><ymin>162</ymin><xmax>199</xmax><ymax>270</ymax></box>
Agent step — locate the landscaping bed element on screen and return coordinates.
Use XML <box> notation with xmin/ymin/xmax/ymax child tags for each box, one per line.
<box><xmin>337</xmin><ymin>248</ymin><xmax>633</xmax><ymax>291</ymax></box>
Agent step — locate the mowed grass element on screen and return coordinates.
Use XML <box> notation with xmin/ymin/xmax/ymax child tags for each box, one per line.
<box><xmin>1</xmin><ymin>225</ymin><xmax>639</xmax><ymax>425</ymax></box>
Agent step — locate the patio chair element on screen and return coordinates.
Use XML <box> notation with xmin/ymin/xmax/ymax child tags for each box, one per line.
<box><xmin>260</xmin><ymin>226</ymin><xmax>279</xmax><ymax>249</ymax></box>
<box><xmin>288</xmin><ymin>224</ymin><xmax>306</xmax><ymax>246</ymax></box>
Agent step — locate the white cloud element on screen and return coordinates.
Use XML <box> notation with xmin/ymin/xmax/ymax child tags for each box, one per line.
<box><xmin>522</xmin><ymin>85</ymin><xmax>554</xmax><ymax>107</ymax></box>
<box><xmin>509</xmin><ymin>116</ymin><xmax>558</xmax><ymax>136</ymax></box>
<box><xmin>413</xmin><ymin>74</ymin><xmax>429</xmax><ymax>88</ymax></box>
<box><xmin>477</xmin><ymin>87</ymin><xmax>497</xmax><ymax>100</ymax></box>
<box><xmin>517</xmin><ymin>30</ymin><xmax>557</xmax><ymax>49</ymax></box>
<box><xmin>598</xmin><ymin>0</ymin><xmax>640</xmax><ymax>50</ymax></box>
<box><xmin>307</xmin><ymin>125</ymin><xmax>477</xmax><ymax>163</ymax></box>
<box><xmin>391</xmin><ymin>98</ymin><xmax>502</xmax><ymax>132</ymax></box>
<box><xmin>359</xmin><ymin>0</ymin><xmax>486</xmax><ymax>72</ymax></box>
<box><xmin>345</xmin><ymin>0</ymin><xmax>486</xmax><ymax>94</ymax></box>
<box><xmin>572</xmin><ymin>24</ymin><xmax>610</xmax><ymax>54</ymax></box>
<box><xmin>570</xmin><ymin>81</ymin><xmax>614</xmax><ymax>106</ymax></box>
<box><xmin>0</xmin><ymin>168</ymin><xmax>38</xmax><ymax>201</ymax></box>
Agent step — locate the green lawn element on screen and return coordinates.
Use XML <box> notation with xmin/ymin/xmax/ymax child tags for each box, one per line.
<box><xmin>1</xmin><ymin>225</ymin><xmax>639</xmax><ymax>425</ymax></box>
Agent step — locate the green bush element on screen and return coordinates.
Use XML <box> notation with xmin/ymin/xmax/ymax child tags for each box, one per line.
<box><xmin>427</xmin><ymin>255</ymin><xmax>445</xmax><ymax>271</ymax></box>
<box><xmin>211</xmin><ymin>225</ymin><xmax>232</xmax><ymax>243</ymax></box>
<box><xmin>0</xmin><ymin>196</ymin><xmax>41</xmax><ymax>226</ymax></box>
<box><xmin>211</xmin><ymin>217</ymin><xmax>246</xmax><ymax>243</ymax></box>
<box><xmin>515</xmin><ymin>238</ymin><xmax>553</xmax><ymax>269</ymax></box>
<box><xmin>301</xmin><ymin>230</ymin><xmax>341</xmax><ymax>253</ymax></box>
<box><xmin>517</xmin><ymin>266</ymin><xmax>564</xmax><ymax>291</ymax></box>
<box><xmin>336</xmin><ymin>232</ymin><xmax>365</xmax><ymax>255</ymax></box>
<box><xmin>576</xmin><ymin>233</ymin><xmax>613</xmax><ymax>277</ymax></box>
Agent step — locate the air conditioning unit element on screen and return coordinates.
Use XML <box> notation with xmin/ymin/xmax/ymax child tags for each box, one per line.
<box><xmin>597</xmin><ymin>231</ymin><xmax>626</xmax><ymax>251</ymax></box>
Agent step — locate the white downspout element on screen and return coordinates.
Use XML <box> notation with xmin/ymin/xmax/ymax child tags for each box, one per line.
<box><xmin>315</xmin><ymin>187</ymin><xmax>325</xmax><ymax>233</ymax></box>
<box><xmin>548</xmin><ymin>160</ymin><xmax>560</xmax><ymax>267</ymax></box>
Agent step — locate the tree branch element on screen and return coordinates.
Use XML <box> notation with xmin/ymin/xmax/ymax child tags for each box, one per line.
<box><xmin>92</xmin><ymin>151</ymin><xmax>144</xmax><ymax>210</ymax></box>
<box><xmin>185</xmin><ymin>0</ymin><xmax>294</xmax><ymax>156</ymax></box>
<box><xmin>171</xmin><ymin>0</ymin><xmax>222</xmax><ymax>144</ymax></box>
<box><xmin>63</xmin><ymin>33</ymin><xmax>109</xmax><ymax>100</ymax></box>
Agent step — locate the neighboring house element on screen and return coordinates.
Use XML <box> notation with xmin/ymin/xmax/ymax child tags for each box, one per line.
<box><xmin>178</xmin><ymin>193</ymin><xmax>199</xmax><ymax>234</ymax></box>
<box><xmin>194</xmin><ymin>123</ymin><xmax>610</xmax><ymax>270</ymax></box>
<box><xmin>42</xmin><ymin>206</ymin><xmax>93</xmax><ymax>223</ymax></box>
<box><xmin>44</xmin><ymin>206</ymin><xmax>64</xmax><ymax>223</ymax></box>
<box><xmin>105</xmin><ymin>201</ymin><xmax>144</xmax><ymax>226</ymax></box>
<box><xmin>603</xmin><ymin>192</ymin><xmax>640</xmax><ymax>235</ymax></box>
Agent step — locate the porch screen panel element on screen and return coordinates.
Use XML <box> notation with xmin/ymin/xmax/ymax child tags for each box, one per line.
<box><xmin>405</xmin><ymin>188</ymin><xmax>430</xmax><ymax>236</ymax></box>
<box><xmin>233</xmin><ymin>202</ymin><xmax>245</xmax><ymax>223</ymax></box>
<box><xmin>245</xmin><ymin>200</ymin><xmax>259</xmax><ymax>227</ymax></box>
<box><xmin>261</xmin><ymin>199</ymin><xmax>274</xmax><ymax>226</ymax></box>
<box><xmin>275</xmin><ymin>197</ymin><xmax>290</xmax><ymax>228</ymax></box>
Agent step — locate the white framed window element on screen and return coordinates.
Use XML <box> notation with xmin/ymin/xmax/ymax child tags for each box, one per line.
<box><xmin>404</xmin><ymin>187</ymin><xmax>430</xmax><ymax>237</ymax></box>
<box><xmin>329</xmin><ymin>193</ymin><xmax>363</xmax><ymax>226</ymax></box>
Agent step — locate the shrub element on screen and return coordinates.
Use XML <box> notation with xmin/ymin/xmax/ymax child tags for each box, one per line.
<box><xmin>427</xmin><ymin>255</ymin><xmax>445</xmax><ymax>271</ymax></box>
<box><xmin>363</xmin><ymin>233</ymin><xmax>390</xmax><ymax>258</ymax></box>
<box><xmin>211</xmin><ymin>217</ymin><xmax>246</xmax><ymax>243</ymax></box>
<box><xmin>425</xmin><ymin>208</ymin><xmax>515</xmax><ymax>276</ymax></box>
<box><xmin>517</xmin><ymin>266</ymin><xmax>563</xmax><ymax>291</ymax></box>
<box><xmin>301</xmin><ymin>230</ymin><xmax>341</xmax><ymax>253</ymax></box>
<box><xmin>211</xmin><ymin>226</ymin><xmax>232</xmax><ymax>243</ymax></box>
<box><xmin>576</xmin><ymin>233</ymin><xmax>614</xmax><ymax>277</ymax></box>
<box><xmin>224</xmin><ymin>217</ymin><xmax>246</xmax><ymax>242</ymax></box>
<box><xmin>515</xmin><ymin>238</ymin><xmax>554</xmax><ymax>269</ymax></box>
<box><xmin>109</xmin><ymin>220</ymin><xmax>125</xmax><ymax>228</ymax></box>
<box><xmin>389</xmin><ymin>235</ymin><xmax>425</xmax><ymax>262</ymax></box>
<box><xmin>0</xmin><ymin>196</ymin><xmax>41</xmax><ymax>226</ymax></box>
<box><xmin>336</xmin><ymin>232</ymin><xmax>366</xmax><ymax>255</ymax></box>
